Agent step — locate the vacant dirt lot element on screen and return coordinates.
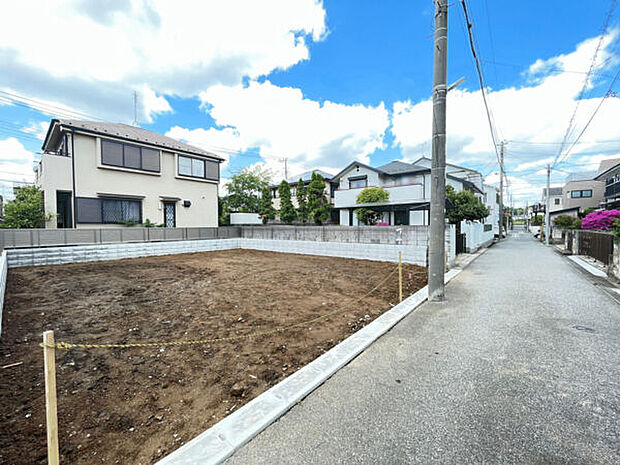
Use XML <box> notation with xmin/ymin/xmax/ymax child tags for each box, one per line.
<box><xmin>0</xmin><ymin>249</ymin><xmax>426</xmax><ymax>464</ymax></box>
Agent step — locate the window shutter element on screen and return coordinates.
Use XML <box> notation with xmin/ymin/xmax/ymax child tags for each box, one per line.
<box><xmin>205</xmin><ymin>160</ymin><xmax>219</xmax><ymax>180</ymax></box>
<box><xmin>141</xmin><ymin>148</ymin><xmax>160</xmax><ymax>172</ymax></box>
<box><xmin>124</xmin><ymin>145</ymin><xmax>141</xmax><ymax>169</ymax></box>
<box><xmin>101</xmin><ymin>140</ymin><xmax>123</xmax><ymax>166</ymax></box>
<box><xmin>76</xmin><ymin>198</ymin><xmax>103</xmax><ymax>223</ymax></box>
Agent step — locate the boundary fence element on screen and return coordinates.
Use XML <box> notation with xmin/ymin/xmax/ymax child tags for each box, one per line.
<box><xmin>0</xmin><ymin>226</ymin><xmax>242</xmax><ymax>252</ymax></box>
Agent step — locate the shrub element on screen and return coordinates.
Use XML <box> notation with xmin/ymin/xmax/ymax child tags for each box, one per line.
<box><xmin>355</xmin><ymin>187</ymin><xmax>389</xmax><ymax>225</ymax></box>
<box><xmin>553</xmin><ymin>214</ymin><xmax>580</xmax><ymax>229</ymax></box>
<box><xmin>258</xmin><ymin>187</ymin><xmax>276</xmax><ymax>224</ymax></box>
<box><xmin>581</xmin><ymin>209</ymin><xmax>620</xmax><ymax>230</ymax></box>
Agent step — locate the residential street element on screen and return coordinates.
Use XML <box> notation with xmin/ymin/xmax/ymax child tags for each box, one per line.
<box><xmin>227</xmin><ymin>231</ymin><xmax>620</xmax><ymax>464</ymax></box>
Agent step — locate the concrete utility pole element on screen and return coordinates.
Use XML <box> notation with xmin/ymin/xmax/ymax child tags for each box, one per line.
<box><xmin>498</xmin><ymin>141</ymin><xmax>505</xmax><ymax>239</ymax></box>
<box><xmin>545</xmin><ymin>164</ymin><xmax>551</xmax><ymax>246</ymax></box>
<box><xmin>428</xmin><ymin>0</ymin><xmax>448</xmax><ymax>302</ymax></box>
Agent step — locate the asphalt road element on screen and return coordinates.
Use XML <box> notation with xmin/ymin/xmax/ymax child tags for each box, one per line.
<box><xmin>226</xmin><ymin>232</ymin><xmax>620</xmax><ymax>464</ymax></box>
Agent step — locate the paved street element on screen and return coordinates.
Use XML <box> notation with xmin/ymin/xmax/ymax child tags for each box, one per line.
<box><xmin>227</xmin><ymin>232</ymin><xmax>620</xmax><ymax>464</ymax></box>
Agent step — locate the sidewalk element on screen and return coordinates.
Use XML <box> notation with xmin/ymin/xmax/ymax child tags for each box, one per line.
<box><xmin>226</xmin><ymin>233</ymin><xmax>620</xmax><ymax>464</ymax></box>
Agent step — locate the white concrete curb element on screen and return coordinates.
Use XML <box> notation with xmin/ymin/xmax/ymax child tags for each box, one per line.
<box><xmin>568</xmin><ymin>256</ymin><xmax>607</xmax><ymax>278</ymax></box>
<box><xmin>156</xmin><ymin>268</ymin><xmax>462</xmax><ymax>465</ymax></box>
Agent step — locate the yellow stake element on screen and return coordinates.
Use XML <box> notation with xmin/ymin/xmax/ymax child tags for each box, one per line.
<box><xmin>398</xmin><ymin>251</ymin><xmax>403</xmax><ymax>302</ymax></box>
<box><xmin>43</xmin><ymin>331</ymin><xmax>60</xmax><ymax>465</ymax></box>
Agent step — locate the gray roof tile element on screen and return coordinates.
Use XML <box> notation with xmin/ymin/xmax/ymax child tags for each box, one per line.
<box><xmin>56</xmin><ymin>120</ymin><xmax>223</xmax><ymax>160</ymax></box>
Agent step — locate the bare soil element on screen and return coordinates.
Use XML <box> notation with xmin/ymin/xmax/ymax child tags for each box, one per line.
<box><xmin>0</xmin><ymin>249</ymin><xmax>426</xmax><ymax>464</ymax></box>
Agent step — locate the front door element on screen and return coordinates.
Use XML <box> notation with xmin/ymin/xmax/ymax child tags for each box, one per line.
<box><xmin>56</xmin><ymin>191</ymin><xmax>72</xmax><ymax>228</ymax></box>
<box><xmin>163</xmin><ymin>202</ymin><xmax>176</xmax><ymax>227</ymax></box>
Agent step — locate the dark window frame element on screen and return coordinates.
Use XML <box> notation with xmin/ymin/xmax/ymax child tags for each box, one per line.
<box><xmin>581</xmin><ymin>189</ymin><xmax>592</xmax><ymax>198</ymax></box>
<box><xmin>348</xmin><ymin>175</ymin><xmax>368</xmax><ymax>189</ymax></box>
<box><xmin>177</xmin><ymin>154</ymin><xmax>220</xmax><ymax>181</ymax></box>
<box><xmin>101</xmin><ymin>139</ymin><xmax>161</xmax><ymax>173</ymax></box>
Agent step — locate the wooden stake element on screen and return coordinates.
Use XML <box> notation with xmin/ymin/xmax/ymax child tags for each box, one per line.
<box><xmin>398</xmin><ymin>251</ymin><xmax>403</xmax><ymax>302</ymax></box>
<box><xmin>43</xmin><ymin>331</ymin><xmax>60</xmax><ymax>465</ymax></box>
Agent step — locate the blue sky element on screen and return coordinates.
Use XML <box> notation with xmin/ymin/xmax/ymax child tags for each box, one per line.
<box><xmin>0</xmin><ymin>0</ymin><xmax>619</xmax><ymax>203</ymax></box>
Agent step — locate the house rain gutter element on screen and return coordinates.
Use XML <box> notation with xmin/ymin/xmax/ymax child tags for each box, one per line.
<box><xmin>70</xmin><ymin>129</ymin><xmax>77</xmax><ymax>228</ymax></box>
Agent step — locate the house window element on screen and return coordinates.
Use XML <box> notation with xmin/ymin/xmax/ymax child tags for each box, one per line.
<box><xmin>348</xmin><ymin>176</ymin><xmax>367</xmax><ymax>189</ymax></box>
<box><xmin>75</xmin><ymin>197</ymin><xmax>141</xmax><ymax>224</ymax></box>
<box><xmin>554</xmin><ymin>198</ymin><xmax>560</xmax><ymax>205</ymax></box>
<box><xmin>571</xmin><ymin>190</ymin><xmax>592</xmax><ymax>198</ymax></box>
<box><xmin>178</xmin><ymin>155</ymin><xmax>219</xmax><ymax>180</ymax></box>
<box><xmin>101</xmin><ymin>139</ymin><xmax>160</xmax><ymax>173</ymax></box>
<box><xmin>102</xmin><ymin>199</ymin><xmax>141</xmax><ymax>224</ymax></box>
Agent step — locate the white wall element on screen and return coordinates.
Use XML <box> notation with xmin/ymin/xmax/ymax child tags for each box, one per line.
<box><xmin>230</xmin><ymin>213</ymin><xmax>262</xmax><ymax>225</ymax></box>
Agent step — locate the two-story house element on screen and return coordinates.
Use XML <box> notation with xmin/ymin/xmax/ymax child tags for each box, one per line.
<box><xmin>542</xmin><ymin>187</ymin><xmax>564</xmax><ymax>212</ymax></box>
<box><xmin>331</xmin><ymin>158</ymin><xmax>485</xmax><ymax>226</ymax></box>
<box><xmin>36</xmin><ymin>119</ymin><xmax>223</xmax><ymax>229</ymax></box>
<box><xmin>270</xmin><ymin>169</ymin><xmax>335</xmax><ymax>210</ymax></box>
<box><xmin>593</xmin><ymin>158</ymin><xmax>620</xmax><ymax>209</ymax></box>
<box><xmin>560</xmin><ymin>171</ymin><xmax>604</xmax><ymax>213</ymax></box>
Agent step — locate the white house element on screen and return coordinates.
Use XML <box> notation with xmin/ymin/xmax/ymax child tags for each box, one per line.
<box><xmin>36</xmin><ymin>119</ymin><xmax>223</xmax><ymax>229</ymax></box>
<box><xmin>331</xmin><ymin>158</ymin><xmax>486</xmax><ymax>226</ymax></box>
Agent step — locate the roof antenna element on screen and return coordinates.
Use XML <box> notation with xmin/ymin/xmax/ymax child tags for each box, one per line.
<box><xmin>132</xmin><ymin>91</ymin><xmax>139</xmax><ymax>127</ymax></box>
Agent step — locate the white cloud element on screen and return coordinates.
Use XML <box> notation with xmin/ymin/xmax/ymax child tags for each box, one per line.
<box><xmin>21</xmin><ymin>121</ymin><xmax>50</xmax><ymax>141</ymax></box>
<box><xmin>0</xmin><ymin>0</ymin><xmax>326</xmax><ymax>122</ymax></box>
<box><xmin>392</xmin><ymin>30</ymin><xmax>620</xmax><ymax>202</ymax></box>
<box><xmin>0</xmin><ymin>137</ymin><xmax>36</xmax><ymax>199</ymax></box>
<box><xmin>196</xmin><ymin>80</ymin><xmax>389</xmax><ymax>180</ymax></box>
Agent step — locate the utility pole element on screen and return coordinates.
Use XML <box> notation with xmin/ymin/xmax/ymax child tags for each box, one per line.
<box><xmin>545</xmin><ymin>164</ymin><xmax>551</xmax><ymax>245</ymax></box>
<box><xmin>280</xmin><ymin>158</ymin><xmax>288</xmax><ymax>180</ymax></box>
<box><xmin>428</xmin><ymin>0</ymin><xmax>448</xmax><ymax>302</ymax></box>
<box><xmin>132</xmin><ymin>91</ymin><xmax>139</xmax><ymax>127</ymax></box>
<box><xmin>525</xmin><ymin>201</ymin><xmax>528</xmax><ymax>231</ymax></box>
<box><xmin>498</xmin><ymin>141</ymin><xmax>505</xmax><ymax>239</ymax></box>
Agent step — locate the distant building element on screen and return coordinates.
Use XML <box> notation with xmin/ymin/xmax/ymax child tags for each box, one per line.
<box><xmin>593</xmin><ymin>158</ymin><xmax>620</xmax><ymax>209</ymax></box>
<box><xmin>541</xmin><ymin>187</ymin><xmax>564</xmax><ymax>212</ymax></box>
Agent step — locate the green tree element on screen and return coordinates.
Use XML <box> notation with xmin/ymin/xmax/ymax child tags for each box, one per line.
<box><xmin>445</xmin><ymin>185</ymin><xmax>490</xmax><ymax>224</ymax></box>
<box><xmin>306</xmin><ymin>172</ymin><xmax>330</xmax><ymax>224</ymax></box>
<box><xmin>258</xmin><ymin>187</ymin><xmax>276</xmax><ymax>224</ymax></box>
<box><xmin>218</xmin><ymin>196</ymin><xmax>230</xmax><ymax>226</ymax></box>
<box><xmin>355</xmin><ymin>187</ymin><xmax>389</xmax><ymax>225</ymax></box>
<box><xmin>278</xmin><ymin>180</ymin><xmax>297</xmax><ymax>224</ymax></box>
<box><xmin>225</xmin><ymin>166</ymin><xmax>271</xmax><ymax>213</ymax></box>
<box><xmin>3</xmin><ymin>186</ymin><xmax>49</xmax><ymax>228</ymax></box>
<box><xmin>296</xmin><ymin>179</ymin><xmax>308</xmax><ymax>223</ymax></box>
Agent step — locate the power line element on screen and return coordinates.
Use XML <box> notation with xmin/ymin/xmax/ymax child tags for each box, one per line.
<box><xmin>459</xmin><ymin>0</ymin><xmax>502</xmax><ymax>170</ymax></box>
<box><xmin>0</xmin><ymin>89</ymin><xmax>105</xmax><ymax>122</ymax></box>
<box><xmin>555</xmin><ymin>67</ymin><xmax>620</xmax><ymax>167</ymax></box>
<box><xmin>552</xmin><ymin>0</ymin><xmax>617</xmax><ymax>168</ymax></box>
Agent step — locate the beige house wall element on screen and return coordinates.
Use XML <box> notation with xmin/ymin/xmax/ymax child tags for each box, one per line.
<box><xmin>562</xmin><ymin>179</ymin><xmax>604</xmax><ymax>211</ymax></box>
<box><xmin>38</xmin><ymin>131</ymin><xmax>219</xmax><ymax>228</ymax></box>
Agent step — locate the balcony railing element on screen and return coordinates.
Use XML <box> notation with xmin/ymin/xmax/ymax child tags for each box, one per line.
<box><xmin>334</xmin><ymin>184</ymin><xmax>425</xmax><ymax>208</ymax></box>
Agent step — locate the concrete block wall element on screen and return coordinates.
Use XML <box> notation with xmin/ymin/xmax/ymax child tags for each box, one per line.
<box><xmin>7</xmin><ymin>239</ymin><xmax>242</xmax><ymax>268</ymax></box>
<box><xmin>241</xmin><ymin>225</ymin><xmax>431</xmax><ymax>246</ymax></box>
<box><xmin>238</xmin><ymin>239</ymin><xmax>428</xmax><ymax>265</ymax></box>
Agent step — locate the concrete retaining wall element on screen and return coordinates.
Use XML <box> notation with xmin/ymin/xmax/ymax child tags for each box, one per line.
<box><xmin>6</xmin><ymin>233</ymin><xmax>456</xmax><ymax>269</ymax></box>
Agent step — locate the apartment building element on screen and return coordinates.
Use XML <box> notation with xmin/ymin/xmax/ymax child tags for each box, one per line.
<box><xmin>36</xmin><ymin>119</ymin><xmax>223</xmax><ymax>229</ymax></box>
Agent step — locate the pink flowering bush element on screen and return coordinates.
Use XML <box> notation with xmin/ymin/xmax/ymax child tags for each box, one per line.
<box><xmin>581</xmin><ymin>210</ymin><xmax>620</xmax><ymax>230</ymax></box>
